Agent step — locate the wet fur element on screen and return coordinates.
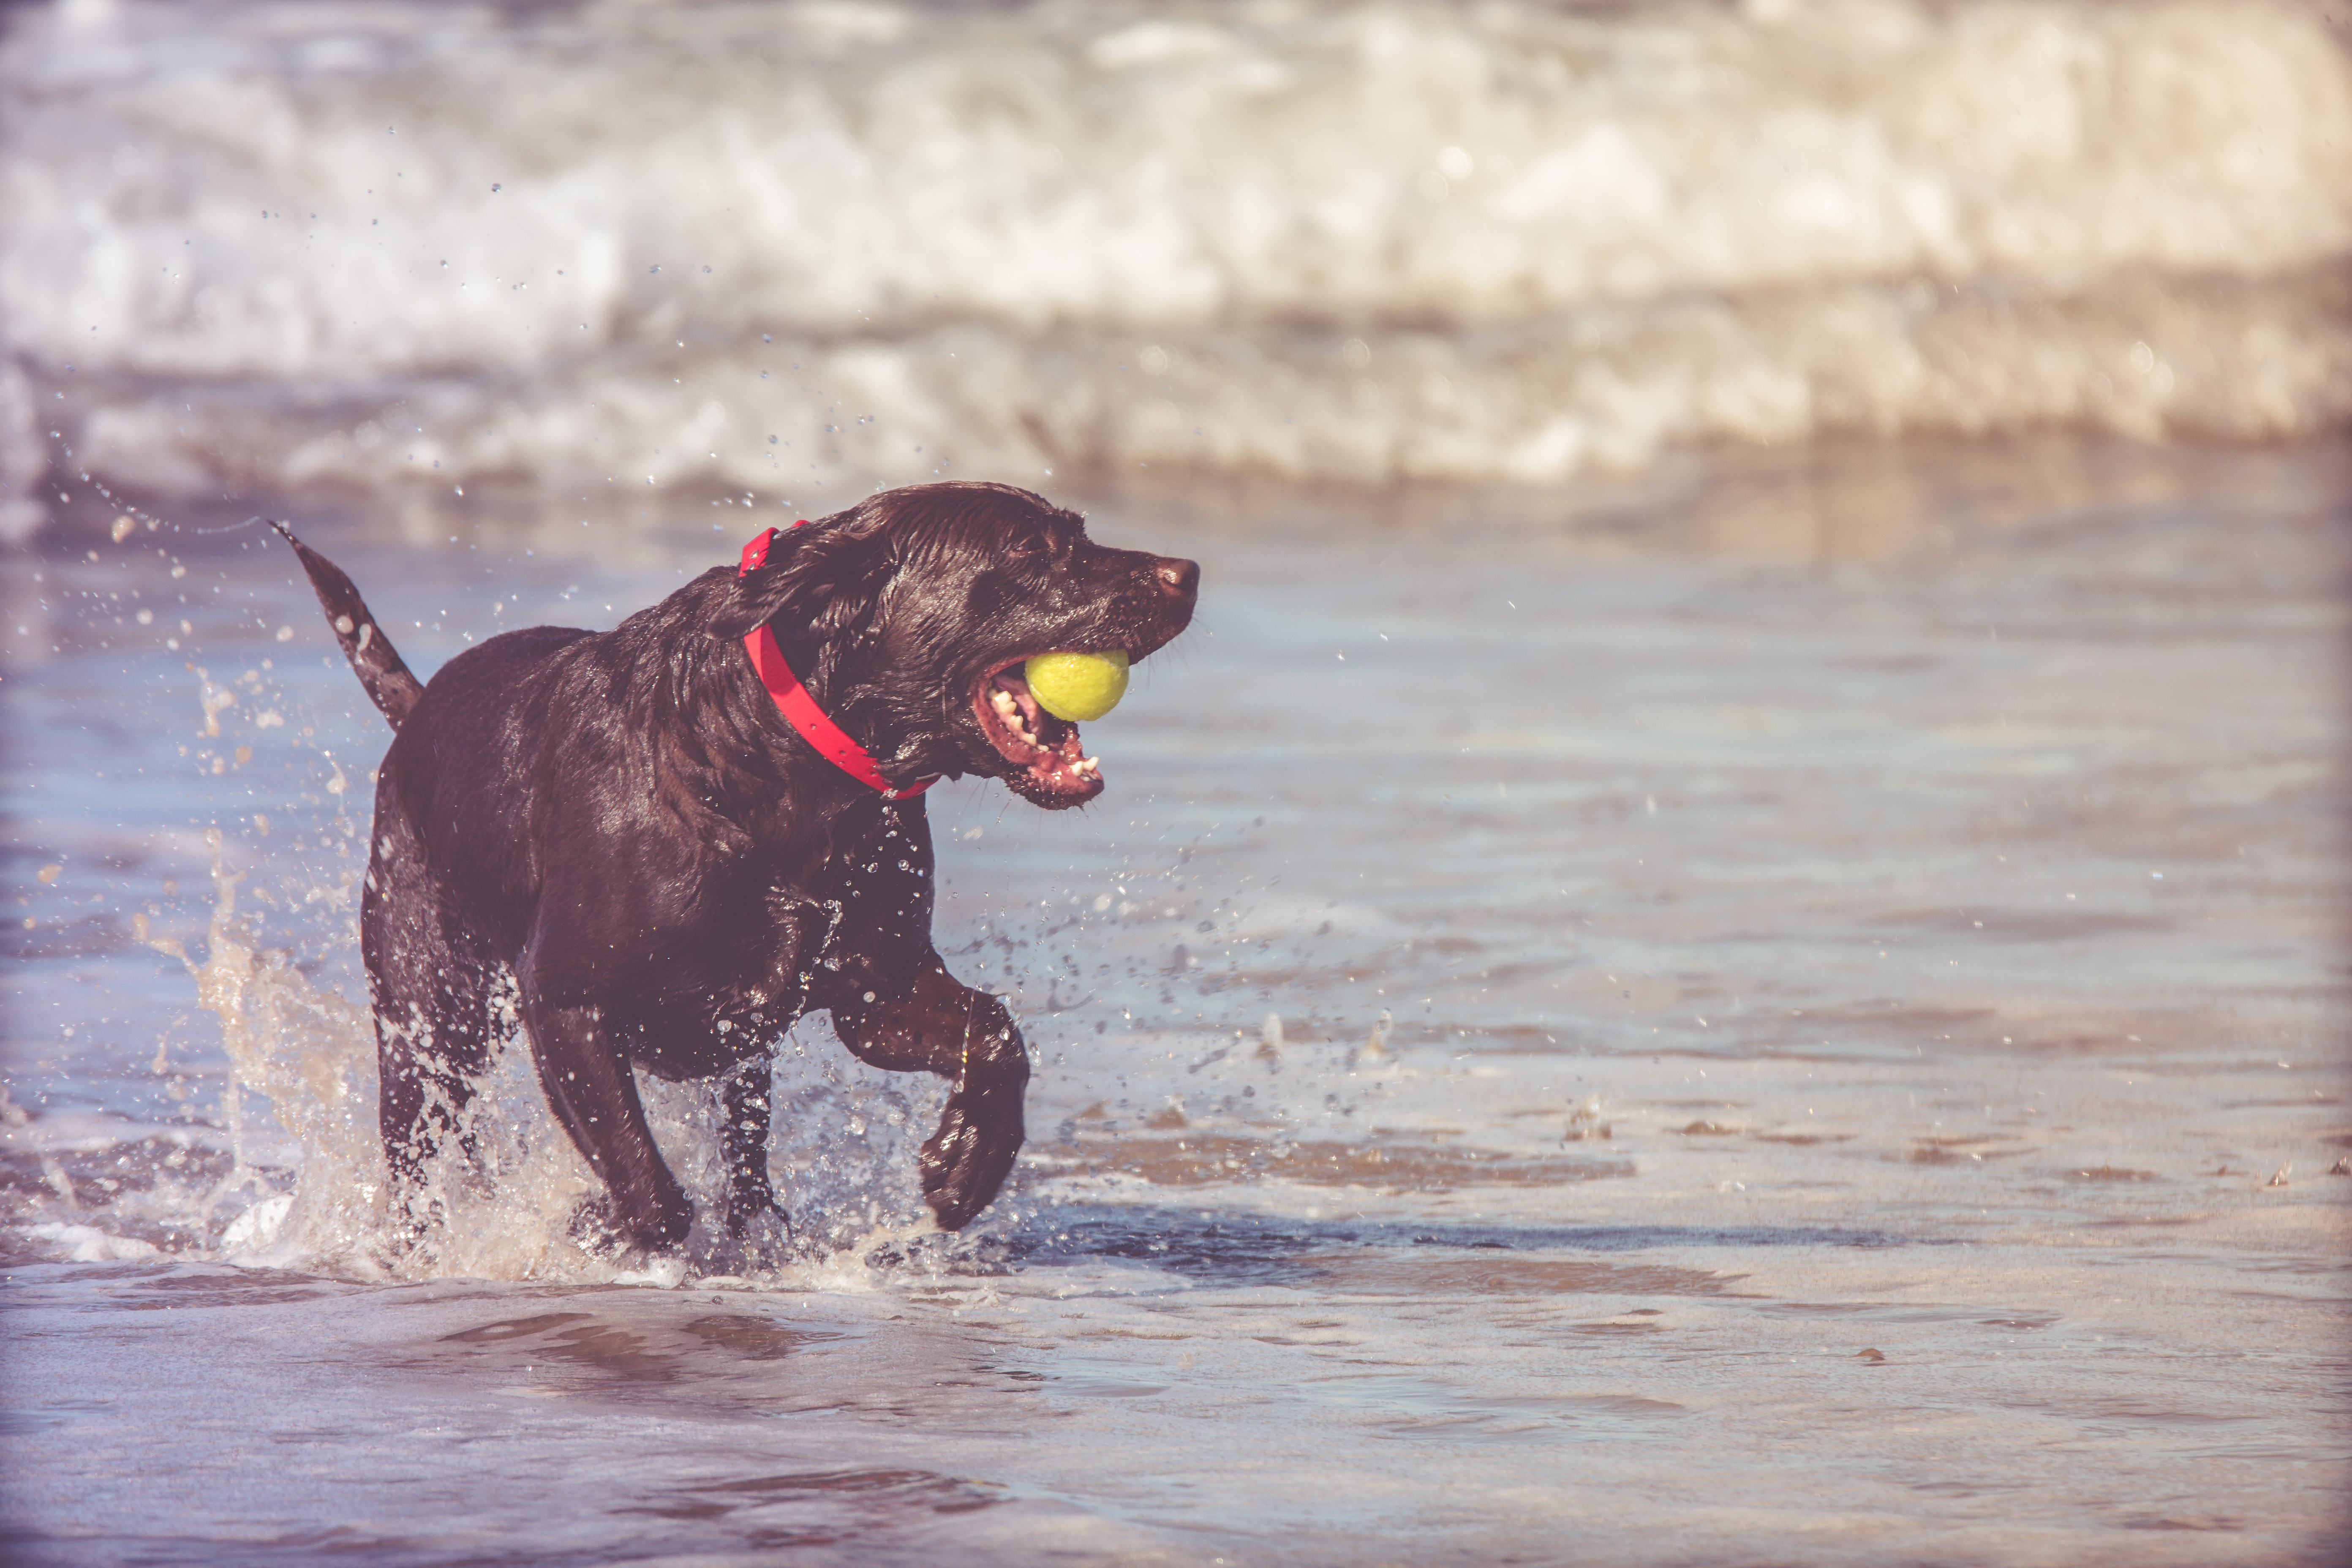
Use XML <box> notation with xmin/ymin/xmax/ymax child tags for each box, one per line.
<box><xmin>275</xmin><ymin>484</ymin><xmax>1197</xmax><ymax>1256</ymax></box>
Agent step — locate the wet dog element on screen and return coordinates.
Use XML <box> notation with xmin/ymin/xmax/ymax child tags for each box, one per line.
<box><xmin>275</xmin><ymin>482</ymin><xmax>1197</xmax><ymax>1256</ymax></box>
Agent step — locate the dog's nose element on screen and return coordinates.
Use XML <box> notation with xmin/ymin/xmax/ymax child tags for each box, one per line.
<box><xmin>1154</xmin><ymin>557</ymin><xmax>1200</xmax><ymax>599</ymax></box>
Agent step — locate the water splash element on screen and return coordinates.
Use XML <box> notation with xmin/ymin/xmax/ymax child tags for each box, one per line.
<box><xmin>145</xmin><ymin>830</ymin><xmax>385</xmax><ymax>1266</ymax></box>
<box><xmin>125</xmin><ymin>831</ymin><xmax>984</xmax><ymax>1287</ymax></box>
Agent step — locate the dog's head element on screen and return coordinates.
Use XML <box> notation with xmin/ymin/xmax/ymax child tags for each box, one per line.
<box><xmin>716</xmin><ymin>482</ymin><xmax>1198</xmax><ymax>808</ymax></box>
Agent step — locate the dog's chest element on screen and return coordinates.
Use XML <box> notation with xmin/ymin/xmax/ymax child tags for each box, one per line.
<box><xmin>642</xmin><ymin>807</ymin><xmax>932</xmax><ymax>1050</ymax></box>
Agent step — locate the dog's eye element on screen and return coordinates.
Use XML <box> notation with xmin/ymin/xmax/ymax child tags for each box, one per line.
<box><xmin>1010</xmin><ymin>530</ymin><xmax>1054</xmax><ymax>560</ymax></box>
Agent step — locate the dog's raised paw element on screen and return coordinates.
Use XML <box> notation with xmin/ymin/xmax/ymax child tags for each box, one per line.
<box><xmin>918</xmin><ymin>1092</ymin><xmax>1025</xmax><ymax>1230</ymax></box>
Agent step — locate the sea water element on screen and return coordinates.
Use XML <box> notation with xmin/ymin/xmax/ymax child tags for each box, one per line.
<box><xmin>7</xmin><ymin>0</ymin><xmax>2352</xmax><ymax>538</ymax></box>
<box><xmin>4</xmin><ymin>436</ymin><xmax>2348</xmax><ymax>1563</ymax></box>
<box><xmin>5</xmin><ymin>0</ymin><xmax>2351</xmax><ymax>1560</ymax></box>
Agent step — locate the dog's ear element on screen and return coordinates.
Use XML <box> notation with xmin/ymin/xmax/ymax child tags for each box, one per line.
<box><xmin>711</xmin><ymin>512</ymin><xmax>894</xmax><ymax>643</ymax></box>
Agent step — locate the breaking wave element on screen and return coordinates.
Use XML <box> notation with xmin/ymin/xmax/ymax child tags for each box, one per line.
<box><xmin>5</xmin><ymin>0</ymin><xmax>2350</xmax><ymax>536</ymax></box>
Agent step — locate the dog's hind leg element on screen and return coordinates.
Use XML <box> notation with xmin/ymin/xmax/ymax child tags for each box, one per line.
<box><xmin>362</xmin><ymin>838</ymin><xmax>498</xmax><ymax>1230</ymax></box>
<box><xmin>832</xmin><ymin>955</ymin><xmax>1029</xmax><ymax>1231</ymax></box>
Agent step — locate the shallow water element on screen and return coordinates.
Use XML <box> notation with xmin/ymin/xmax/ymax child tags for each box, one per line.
<box><xmin>4</xmin><ymin>435</ymin><xmax>2349</xmax><ymax>1563</ymax></box>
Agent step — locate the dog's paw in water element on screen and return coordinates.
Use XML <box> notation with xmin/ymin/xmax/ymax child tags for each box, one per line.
<box><xmin>566</xmin><ymin>1194</ymin><xmax>645</xmax><ymax>1263</ymax></box>
<box><xmin>863</xmin><ymin>1229</ymin><xmax>1014</xmax><ymax>1277</ymax></box>
<box><xmin>694</xmin><ymin>1198</ymin><xmax>807</xmax><ymax>1277</ymax></box>
<box><xmin>567</xmin><ymin>1198</ymin><xmax>698</xmax><ymax>1285</ymax></box>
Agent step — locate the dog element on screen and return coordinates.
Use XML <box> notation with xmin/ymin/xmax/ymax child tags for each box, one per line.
<box><xmin>274</xmin><ymin>482</ymin><xmax>1198</xmax><ymax>1256</ymax></box>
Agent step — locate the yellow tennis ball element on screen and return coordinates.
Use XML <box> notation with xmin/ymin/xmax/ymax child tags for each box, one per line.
<box><xmin>1025</xmin><ymin>649</ymin><xmax>1129</xmax><ymax>721</ymax></box>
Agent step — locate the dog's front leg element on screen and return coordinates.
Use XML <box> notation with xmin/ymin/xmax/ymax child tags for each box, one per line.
<box><xmin>514</xmin><ymin>984</ymin><xmax>694</xmax><ymax>1253</ymax></box>
<box><xmin>719</xmin><ymin>1058</ymin><xmax>792</xmax><ymax>1242</ymax></box>
<box><xmin>832</xmin><ymin>956</ymin><xmax>1029</xmax><ymax>1230</ymax></box>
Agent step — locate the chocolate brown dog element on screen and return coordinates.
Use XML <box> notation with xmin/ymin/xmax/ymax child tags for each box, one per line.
<box><xmin>275</xmin><ymin>482</ymin><xmax>1198</xmax><ymax>1256</ymax></box>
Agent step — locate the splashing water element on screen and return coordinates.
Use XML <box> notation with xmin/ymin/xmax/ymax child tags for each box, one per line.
<box><xmin>143</xmin><ymin>831</ymin><xmax>383</xmax><ymax>1265</ymax></box>
<box><xmin>121</xmin><ymin>823</ymin><xmax>980</xmax><ymax>1289</ymax></box>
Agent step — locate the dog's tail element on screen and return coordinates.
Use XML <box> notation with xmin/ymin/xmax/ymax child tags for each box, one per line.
<box><xmin>267</xmin><ymin>519</ymin><xmax>426</xmax><ymax>730</ymax></box>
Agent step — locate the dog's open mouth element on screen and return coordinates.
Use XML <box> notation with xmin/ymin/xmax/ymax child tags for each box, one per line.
<box><xmin>972</xmin><ymin>659</ymin><xmax>1104</xmax><ymax>803</ymax></box>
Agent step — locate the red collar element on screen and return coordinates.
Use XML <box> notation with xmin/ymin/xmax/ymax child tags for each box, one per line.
<box><xmin>738</xmin><ymin>523</ymin><xmax>935</xmax><ymax>799</ymax></box>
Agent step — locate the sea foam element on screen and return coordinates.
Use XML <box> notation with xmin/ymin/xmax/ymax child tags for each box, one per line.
<box><xmin>4</xmin><ymin>0</ymin><xmax>2349</xmax><ymax>536</ymax></box>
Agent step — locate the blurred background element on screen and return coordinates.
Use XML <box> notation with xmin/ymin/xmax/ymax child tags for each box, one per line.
<box><xmin>5</xmin><ymin>0</ymin><xmax>2349</xmax><ymax>544</ymax></box>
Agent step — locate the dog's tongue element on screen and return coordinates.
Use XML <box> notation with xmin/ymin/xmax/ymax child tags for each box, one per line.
<box><xmin>985</xmin><ymin>669</ymin><xmax>1100</xmax><ymax>789</ymax></box>
<box><xmin>992</xmin><ymin>668</ymin><xmax>1045</xmax><ymax>728</ymax></box>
